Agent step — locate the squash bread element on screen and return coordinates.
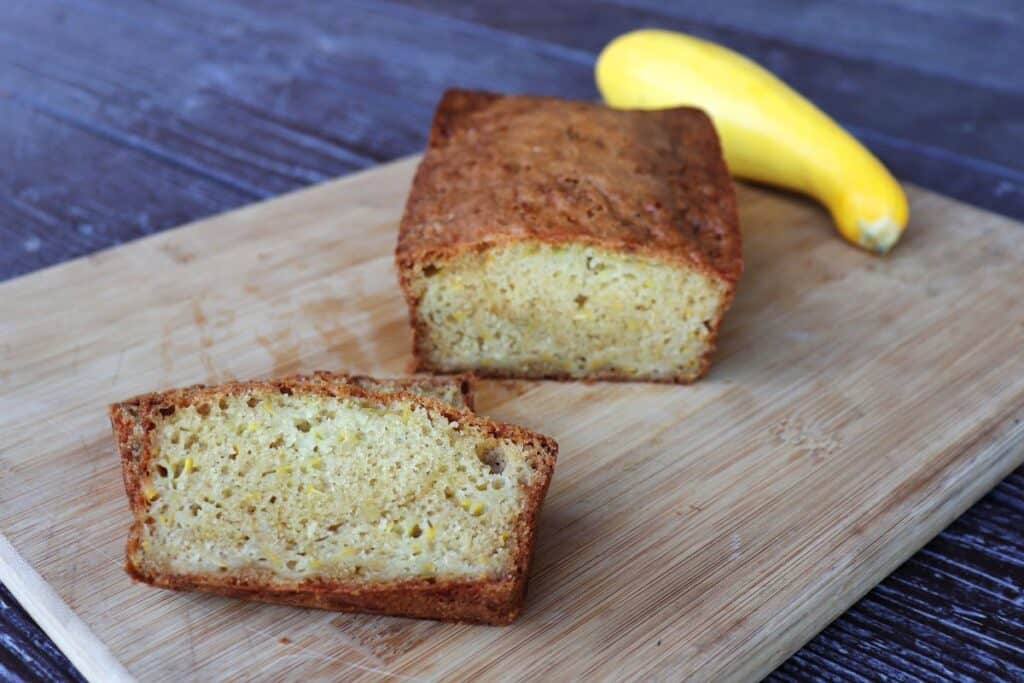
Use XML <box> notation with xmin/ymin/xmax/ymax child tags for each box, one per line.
<box><xmin>396</xmin><ymin>89</ymin><xmax>742</xmax><ymax>383</ymax></box>
<box><xmin>109</xmin><ymin>372</ymin><xmax>557</xmax><ymax>624</ymax></box>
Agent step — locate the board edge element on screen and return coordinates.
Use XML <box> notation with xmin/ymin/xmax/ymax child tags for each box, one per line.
<box><xmin>0</xmin><ymin>533</ymin><xmax>135</xmax><ymax>683</ymax></box>
<box><xmin>720</xmin><ymin>401</ymin><xmax>1024</xmax><ymax>682</ymax></box>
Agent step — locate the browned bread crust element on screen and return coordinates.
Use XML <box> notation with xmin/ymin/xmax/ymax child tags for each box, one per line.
<box><xmin>109</xmin><ymin>373</ymin><xmax>556</xmax><ymax>625</ymax></box>
<box><xmin>292</xmin><ymin>371</ymin><xmax>475</xmax><ymax>411</ymax></box>
<box><xmin>395</xmin><ymin>89</ymin><xmax>742</xmax><ymax>382</ymax></box>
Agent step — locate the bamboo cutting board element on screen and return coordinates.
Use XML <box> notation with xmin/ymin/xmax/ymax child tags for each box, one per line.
<box><xmin>1</xmin><ymin>157</ymin><xmax>1023</xmax><ymax>682</ymax></box>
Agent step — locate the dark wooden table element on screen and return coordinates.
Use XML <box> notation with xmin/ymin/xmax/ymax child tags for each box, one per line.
<box><xmin>2</xmin><ymin>2</ymin><xmax>1022</xmax><ymax>680</ymax></box>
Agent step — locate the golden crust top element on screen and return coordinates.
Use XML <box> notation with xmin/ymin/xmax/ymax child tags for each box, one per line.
<box><xmin>397</xmin><ymin>89</ymin><xmax>742</xmax><ymax>283</ymax></box>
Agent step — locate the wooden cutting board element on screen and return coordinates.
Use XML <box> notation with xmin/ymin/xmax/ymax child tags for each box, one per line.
<box><xmin>2</xmin><ymin>157</ymin><xmax>1023</xmax><ymax>682</ymax></box>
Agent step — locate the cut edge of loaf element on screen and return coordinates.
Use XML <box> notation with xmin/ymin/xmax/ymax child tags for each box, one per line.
<box><xmin>397</xmin><ymin>239</ymin><xmax>736</xmax><ymax>384</ymax></box>
<box><xmin>109</xmin><ymin>374</ymin><xmax>556</xmax><ymax>625</ymax></box>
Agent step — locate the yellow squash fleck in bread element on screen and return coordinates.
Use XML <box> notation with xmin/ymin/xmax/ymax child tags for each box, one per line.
<box><xmin>109</xmin><ymin>372</ymin><xmax>556</xmax><ymax>625</ymax></box>
<box><xmin>396</xmin><ymin>90</ymin><xmax>742</xmax><ymax>383</ymax></box>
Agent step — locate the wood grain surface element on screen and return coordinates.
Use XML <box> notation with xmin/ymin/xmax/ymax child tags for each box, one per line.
<box><xmin>3</xmin><ymin>1</ymin><xmax>1024</xmax><ymax>680</ymax></box>
<box><xmin>1</xmin><ymin>157</ymin><xmax>1023</xmax><ymax>681</ymax></box>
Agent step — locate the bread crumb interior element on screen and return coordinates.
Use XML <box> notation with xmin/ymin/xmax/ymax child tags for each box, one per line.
<box><xmin>136</xmin><ymin>392</ymin><xmax>537</xmax><ymax>582</ymax></box>
<box><xmin>411</xmin><ymin>242</ymin><xmax>727</xmax><ymax>380</ymax></box>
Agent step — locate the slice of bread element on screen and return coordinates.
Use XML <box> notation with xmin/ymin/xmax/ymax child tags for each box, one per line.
<box><xmin>396</xmin><ymin>89</ymin><xmax>742</xmax><ymax>383</ymax></box>
<box><xmin>109</xmin><ymin>373</ymin><xmax>556</xmax><ymax>624</ymax></box>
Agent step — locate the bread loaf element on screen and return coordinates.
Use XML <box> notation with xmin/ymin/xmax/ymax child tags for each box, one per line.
<box><xmin>397</xmin><ymin>89</ymin><xmax>742</xmax><ymax>383</ymax></box>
